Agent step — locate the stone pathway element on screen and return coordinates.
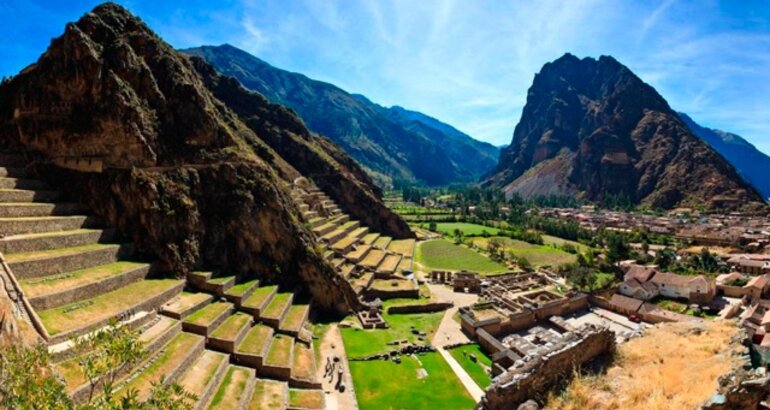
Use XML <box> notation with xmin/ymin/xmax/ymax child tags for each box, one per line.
<box><xmin>438</xmin><ymin>346</ymin><xmax>485</xmax><ymax>402</ymax></box>
<box><xmin>317</xmin><ymin>324</ymin><xmax>358</xmax><ymax>410</ymax></box>
<box><xmin>428</xmin><ymin>284</ymin><xmax>478</xmax><ymax>348</ymax></box>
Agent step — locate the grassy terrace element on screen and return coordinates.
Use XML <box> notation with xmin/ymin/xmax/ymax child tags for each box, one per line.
<box><xmin>248</xmin><ymin>380</ymin><xmax>286</xmax><ymax>410</ymax></box>
<box><xmin>20</xmin><ymin>261</ymin><xmax>147</xmax><ymax>297</ymax></box>
<box><xmin>208</xmin><ymin>366</ymin><xmax>252</xmax><ymax>410</ymax></box>
<box><xmin>449</xmin><ymin>344</ymin><xmax>493</xmax><ymax>389</ymax></box>
<box><xmin>346</xmin><ymin>245</ymin><xmax>371</xmax><ymax>260</ymax></box>
<box><xmin>289</xmin><ymin>389</ymin><xmax>323</xmax><ymax>410</ymax></box>
<box><xmin>361</xmin><ymin>233</ymin><xmax>380</xmax><ymax>245</ymax></box>
<box><xmin>361</xmin><ymin>249</ymin><xmax>386</xmax><ymax>268</ymax></box>
<box><xmin>185</xmin><ymin>301</ymin><xmax>233</xmax><ymax>327</ymax></box>
<box><xmin>397</xmin><ymin>257</ymin><xmax>413</xmax><ymax>272</ymax></box>
<box><xmin>415</xmin><ymin>239</ymin><xmax>507</xmax><ymax>275</ymax></box>
<box><xmin>242</xmin><ymin>285</ymin><xmax>278</xmax><ymax>310</ymax></box>
<box><xmin>208</xmin><ymin>275</ymin><xmax>235</xmax><ymax>285</ymax></box>
<box><xmin>3</xmin><ymin>243</ymin><xmax>114</xmax><ymax>262</ymax></box>
<box><xmin>38</xmin><ymin>278</ymin><xmax>182</xmax><ymax>335</ymax></box>
<box><xmin>433</xmin><ymin>222</ymin><xmax>501</xmax><ymax>236</ymax></box>
<box><xmin>225</xmin><ymin>279</ymin><xmax>258</xmax><ymax>297</ymax></box>
<box><xmin>120</xmin><ymin>332</ymin><xmax>203</xmax><ymax>399</ymax></box>
<box><xmin>237</xmin><ymin>324</ymin><xmax>273</xmax><ymax>354</ymax></box>
<box><xmin>377</xmin><ymin>254</ymin><xmax>401</xmax><ymax>272</ymax></box>
<box><xmin>373</xmin><ymin>236</ymin><xmax>392</xmax><ymax>249</ymax></box>
<box><xmin>292</xmin><ymin>342</ymin><xmax>316</xmax><ymax>380</ymax></box>
<box><xmin>350</xmin><ymin>352</ymin><xmax>474</xmax><ymax>410</ymax></box>
<box><xmin>178</xmin><ymin>351</ymin><xmax>227</xmax><ymax>398</ymax></box>
<box><xmin>281</xmin><ymin>305</ymin><xmax>309</xmax><ymax>331</ymax></box>
<box><xmin>332</xmin><ymin>235</ymin><xmax>359</xmax><ymax>250</ymax></box>
<box><xmin>266</xmin><ymin>335</ymin><xmax>294</xmax><ymax>366</ymax></box>
<box><xmin>262</xmin><ymin>292</ymin><xmax>293</xmax><ymax>319</ymax></box>
<box><xmin>56</xmin><ymin>356</ymin><xmax>87</xmax><ymax>393</ymax></box>
<box><xmin>473</xmin><ymin>237</ymin><xmax>577</xmax><ymax>267</ymax></box>
<box><xmin>211</xmin><ymin>312</ymin><xmax>252</xmax><ymax>340</ymax></box>
<box><xmin>350</xmin><ymin>272</ymin><xmax>374</xmax><ymax>292</ymax></box>
<box><xmin>388</xmin><ymin>239</ymin><xmax>416</xmax><ymax>257</ymax></box>
<box><xmin>341</xmin><ymin>311</ymin><xmax>444</xmax><ymax>358</ymax></box>
<box><xmin>164</xmin><ymin>292</ymin><xmax>211</xmax><ymax>313</ymax></box>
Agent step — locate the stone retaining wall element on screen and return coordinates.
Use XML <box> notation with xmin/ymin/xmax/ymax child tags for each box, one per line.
<box><xmin>387</xmin><ymin>302</ymin><xmax>453</xmax><ymax>314</ymax></box>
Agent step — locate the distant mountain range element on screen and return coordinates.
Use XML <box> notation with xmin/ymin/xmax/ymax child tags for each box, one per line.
<box><xmin>184</xmin><ymin>44</ymin><xmax>498</xmax><ymax>186</ymax></box>
<box><xmin>678</xmin><ymin>113</ymin><xmax>770</xmax><ymax>201</ymax></box>
<box><xmin>484</xmin><ymin>53</ymin><xmax>764</xmax><ymax>210</ymax></box>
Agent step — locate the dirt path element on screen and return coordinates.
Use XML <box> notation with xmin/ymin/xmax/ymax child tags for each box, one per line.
<box><xmin>317</xmin><ymin>324</ymin><xmax>358</xmax><ymax>410</ymax></box>
<box><xmin>428</xmin><ymin>284</ymin><xmax>478</xmax><ymax>348</ymax></box>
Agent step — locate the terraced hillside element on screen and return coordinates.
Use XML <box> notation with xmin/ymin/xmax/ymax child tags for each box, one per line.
<box><xmin>291</xmin><ymin>178</ymin><xmax>419</xmax><ymax>300</ymax></box>
<box><xmin>0</xmin><ymin>153</ymin><xmax>323</xmax><ymax>408</ymax></box>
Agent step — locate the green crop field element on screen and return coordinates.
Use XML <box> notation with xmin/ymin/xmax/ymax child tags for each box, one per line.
<box><xmin>448</xmin><ymin>344</ymin><xmax>493</xmax><ymax>389</ymax></box>
<box><xmin>431</xmin><ymin>222</ymin><xmax>501</xmax><ymax>236</ymax></box>
<box><xmin>349</xmin><ymin>352</ymin><xmax>475</xmax><ymax>410</ymax></box>
<box><xmin>541</xmin><ymin>234</ymin><xmax>592</xmax><ymax>253</ymax></box>
<box><xmin>415</xmin><ymin>239</ymin><xmax>507</xmax><ymax>274</ymax></box>
<box><xmin>473</xmin><ymin>237</ymin><xmax>577</xmax><ymax>268</ymax></box>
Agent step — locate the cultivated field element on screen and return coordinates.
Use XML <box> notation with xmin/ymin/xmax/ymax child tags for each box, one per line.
<box><xmin>415</xmin><ymin>239</ymin><xmax>508</xmax><ymax>274</ymax></box>
<box><xmin>473</xmin><ymin>237</ymin><xmax>577</xmax><ymax>268</ymax></box>
<box><xmin>432</xmin><ymin>222</ymin><xmax>502</xmax><ymax>236</ymax></box>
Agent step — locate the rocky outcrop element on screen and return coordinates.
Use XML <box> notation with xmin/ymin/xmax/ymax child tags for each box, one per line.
<box><xmin>484</xmin><ymin>53</ymin><xmax>764</xmax><ymax>211</ymax></box>
<box><xmin>0</xmin><ymin>3</ymin><xmax>374</xmax><ymax>313</ymax></box>
<box><xmin>185</xmin><ymin>44</ymin><xmax>499</xmax><ymax>185</ymax></box>
<box><xmin>190</xmin><ymin>59</ymin><xmax>413</xmax><ymax>239</ymax></box>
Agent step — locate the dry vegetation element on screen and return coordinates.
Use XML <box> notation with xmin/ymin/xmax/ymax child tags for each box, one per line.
<box><xmin>546</xmin><ymin>320</ymin><xmax>740</xmax><ymax>410</ymax></box>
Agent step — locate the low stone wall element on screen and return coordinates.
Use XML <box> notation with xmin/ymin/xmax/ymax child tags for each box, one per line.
<box><xmin>386</xmin><ymin>302</ymin><xmax>453</xmax><ymax>314</ymax></box>
<box><xmin>182</xmin><ymin>304</ymin><xmax>233</xmax><ymax>337</ymax></box>
<box><xmin>480</xmin><ymin>326</ymin><xmax>615</xmax><ymax>410</ymax></box>
<box><xmin>364</xmin><ymin>287</ymin><xmax>420</xmax><ymax>301</ymax></box>
<box><xmin>207</xmin><ymin>322</ymin><xmax>250</xmax><ymax>354</ymax></box>
<box><xmin>233</xmin><ymin>328</ymin><xmax>273</xmax><ymax>369</ymax></box>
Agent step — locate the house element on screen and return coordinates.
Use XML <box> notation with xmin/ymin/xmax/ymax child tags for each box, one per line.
<box><xmin>618</xmin><ymin>279</ymin><xmax>658</xmax><ymax>301</ymax></box>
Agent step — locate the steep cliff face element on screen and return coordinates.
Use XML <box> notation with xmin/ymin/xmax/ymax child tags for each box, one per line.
<box><xmin>185</xmin><ymin>44</ymin><xmax>498</xmax><ymax>185</ymax></box>
<box><xmin>190</xmin><ymin>59</ymin><xmax>414</xmax><ymax>238</ymax></box>
<box><xmin>0</xmin><ymin>3</ymin><xmax>378</xmax><ymax>313</ymax></box>
<box><xmin>485</xmin><ymin>54</ymin><xmax>764</xmax><ymax>210</ymax></box>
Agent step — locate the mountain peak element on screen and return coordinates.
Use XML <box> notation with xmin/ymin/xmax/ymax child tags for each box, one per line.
<box><xmin>484</xmin><ymin>54</ymin><xmax>763</xmax><ymax>210</ymax></box>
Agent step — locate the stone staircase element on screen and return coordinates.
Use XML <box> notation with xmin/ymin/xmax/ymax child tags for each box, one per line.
<box><xmin>291</xmin><ymin>180</ymin><xmax>419</xmax><ymax>300</ymax></box>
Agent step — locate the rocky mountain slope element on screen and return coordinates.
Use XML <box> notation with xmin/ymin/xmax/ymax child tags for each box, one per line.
<box><xmin>484</xmin><ymin>53</ymin><xmax>764</xmax><ymax>210</ymax></box>
<box><xmin>679</xmin><ymin>113</ymin><xmax>770</xmax><ymax>201</ymax></box>
<box><xmin>0</xmin><ymin>3</ymin><xmax>411</xmax><ymax>313</ymax></box>
<box><xmin>184</xmin><ymin>44</ymin><xmax>498</xmax><ymax>185</ymax></box>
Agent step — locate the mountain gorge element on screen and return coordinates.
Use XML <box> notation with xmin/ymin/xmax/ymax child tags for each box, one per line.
<box><xmin>184</xmin><ymin>44</ymin><xmax>499</xmax><ymax>186</ymax></box>
<box><xmin>678</xmin><ymin>113</ymin><xmax>770</xmax><ymax>201</ymax></box>
<box><xmin>0</xmin><ymin>3</ymin><xmax>413</xmax><ymax>313</ymax></box>
<box><xmin>484</xmin><ymin>53</ymin><xmax>764</xmax><ymax>210</ymax></box>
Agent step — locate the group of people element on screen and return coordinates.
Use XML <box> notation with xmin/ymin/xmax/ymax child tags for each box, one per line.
<box><xmin>324</xmin><ymin>356</ymin><xmax>346</xmax><ymax>392</ymax></box>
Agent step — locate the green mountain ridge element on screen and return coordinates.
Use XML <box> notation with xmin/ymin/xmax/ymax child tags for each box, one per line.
<box><xmin>183</xmin><ymin>44</ymin><xmax>498</xmax><ymax>186</ymax></box>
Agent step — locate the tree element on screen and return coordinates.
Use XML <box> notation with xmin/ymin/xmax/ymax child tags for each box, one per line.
<box><xmin>453</xmin><ymin>228</ymin><xmax>464</xmax><ymax>244</ymax></box>
<box><xmin>0</xmin><ymin>344</ymin><xmax>72</xmax><ymax>410</ymax></box>
<box><xmin>0</xmin><ymin>321</ymin><xmax>196</xmax><ymax>410</ymax></box>
<box><xmin>566</xmin><ymin>267</ymin><xmax>596</xmax><ymax>292</ymax></box>
<box><xmin>606</xmin><ymin>234</ymin><xmax>631</xmax><ymax>265</ymax></box>
<box><xmin>654</xmin><ymin>248</ymin><xmax>677</xmax><ymax>270</ymax></box>
<box><xmin>428</xmin><ymin>222</ymin><xmax>437</xmax><ymax>232</ymax></box>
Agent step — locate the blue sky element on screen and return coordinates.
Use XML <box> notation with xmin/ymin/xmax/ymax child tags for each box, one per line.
<box><xmin>1</xmin><ymin>1</ymin><xmax>769</xmax><ymax>154</ymax></box>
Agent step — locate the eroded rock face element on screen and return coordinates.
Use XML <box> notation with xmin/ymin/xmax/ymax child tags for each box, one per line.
<box><xmin>0</xmin><ymin>2</ymin><xmax>372</xmax><ymax>313</ymax></box>
<box><xmin>191</xmin><ymin>59</ymin><xmax>414</xmax><ymax>239</ymax></box>
<box><xmin>485</xmin><ymin>53</ymin><xmax>764</xmax><ymax>210</ymax></box>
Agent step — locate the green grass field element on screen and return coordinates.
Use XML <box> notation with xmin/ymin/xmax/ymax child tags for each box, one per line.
<box><xmin>473</xmin><ymin>237</ymin><xmax>577</xmax><ymax>268</ymax></box>
<box><xmin>541</xmin><ymin>234</ymin><xmax>592</xmax><ymax>253</ymax></box>
<box><xmin>415</xmin><ymin>239</ymin><xmax>507</xmax><ymax>274</ymax></box>
<box><xmin>349</xmin><ymin>352</ymin><xmax>475</xmax><ymax>410</ymax></box>
<box><xmin>448</xmin><ymin>344</ymin><xmax>493</xmax><ymax>389</ymax></box>
<box><xmin>341</xmin><ymin>311</ymin><xmax>444</xmax><ymax>358</ymax></box>
<box><xmin>431</xmin><ymin>222</ymin><xmax>501</xmax><ymax>236</ymax></box>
